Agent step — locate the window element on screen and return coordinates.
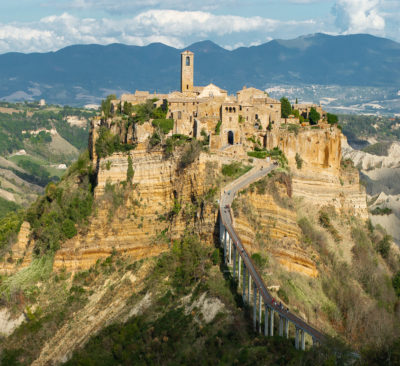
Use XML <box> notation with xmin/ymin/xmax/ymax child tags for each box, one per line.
<box><xmin>186</xmin><ymin>56</ymin><xmax>190</xmax><ymax>66</ymax></box>
<box><xmin>187</xmin><ymin>84</ymin><xmax>189</xmax><ymax>90</ymax></box>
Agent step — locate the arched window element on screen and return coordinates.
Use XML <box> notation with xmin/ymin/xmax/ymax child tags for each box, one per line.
<box><xmin>186</xmin><ymin>56</ymin><xmax>190</xmax><ymax>66</ymax></box>
<box><xmin>186</xmin><ymin>84</ymin><xmax>189</xmax><ymax>90</ymax></box>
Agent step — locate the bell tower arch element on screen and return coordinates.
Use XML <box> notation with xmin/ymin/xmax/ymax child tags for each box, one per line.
<box><xmin>181</xmin><ymin>50</ymin><xmax>194</xmax><ymax>93</ymax></box>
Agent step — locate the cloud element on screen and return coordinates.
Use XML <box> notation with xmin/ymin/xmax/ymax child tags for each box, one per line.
<box><xmin>51</xmin><ymin>0</ymin><xmax>239</xmax><ymax>13</ymax></box>
<box><xmin>0</xmin><ymin>10</ymin><xmax>318</xmax><ymax>53</ymax></box>
<box><xmin>333</xmin><ymin>0</ymin><xmax>386</xmax><ymax>34</ymax></box>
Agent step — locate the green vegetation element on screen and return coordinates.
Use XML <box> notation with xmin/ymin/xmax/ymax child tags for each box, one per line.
<box><xmin>327</xmin><ymin>113</ymin><xmax>338</xmax><ymax>125</ymax></box>
<box><xmin>152</xmin><ymin>118</ymin><xmax>174</xmax><ymax>134</ymax></box>
<box><xmin>370</xmin><ymin>206</ymin><xmax>393</xmax><ymax>215</ymax></box>
<box><xmin>247</xmin><ymin>147</ymin><xmax>288</xmax><ymax>169</ymax></box>
<box><xmin>295</xmin><ymin>153</ymin><xmax>303</xmax><ymax>169</ymax></box>
<box><xmin>309</xmin><ymin>107</ymin><xmax>320</xmax><ymax>125</ymax></box>
<box><xmin>0</xmin><ymin>197</ymin><xmax>21</xmax><ymax>219</ymax></box>
<box><xmin>101</xmin><ymin>94</ymin><xmax>116</xmax><ymax>119</ymax></box>
<box><xmin>318</xmin><ymin>208</ymin><xmax>341</xmax><ymax>243</ymax></box>
<box><xmin>280</xmin><ymin>97</ymin><xmax>292</xmax><ymax>118</ymax></box>
<box><xmin>26</xmin><ymin>151</ymin><xmax>94</xmax><ymax>256</ymax></box>
<box><xmin>215</xmin><ymin>121</ymin><xmax>222</xmax><ymax>135</ymax></box>
<box><xmin>14</xmin><ymin>156</ymin><xmax>54</xmax><ymax>186</ymax></box>
<box><xmin>362</xmin><ymin>141</ymin><xmax>391</xmax><ymax>156</ymax></box>
<box><xmin>95</xmin><ymin>127</ymin><xmax>136</xmax><ymax>158</ymax></box>
<box><xmin>222</xmin><ymin>162</ymin><xmax>251</xmax><ymax>178</ymax></box>
<box><xmin>393</xmin><ymin>271</ymin><xmax>400</xmax><ymax>297</ymax></box>
<box><xmin>127</xmin><ymin>155</ymin><xmax>134</xmax><ymax>183</ymax></box>
<box><xmin>0</xmin><ymin>211</ymin><xmax>23</xmax><ymax>252</ymax></box>
<box><xmin>288</xmin><ymin>123</ymin><xmax>300</xmax><ymax>135</ymax></box>
<box><xmin>164</xmin><ymin>134</ymin><xmax>190</xmax><ymax>156</ymax></box>
<box><xmin>179</xmin><ymin>140</ymin><xmax>202</xmax><ymax>170</ymax></box>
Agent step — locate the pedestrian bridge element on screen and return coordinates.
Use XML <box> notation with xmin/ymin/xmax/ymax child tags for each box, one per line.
<box><xmin>219</xmin><ymin>163</ymin><xmax>324</xmax><ymax>350</ymax></box>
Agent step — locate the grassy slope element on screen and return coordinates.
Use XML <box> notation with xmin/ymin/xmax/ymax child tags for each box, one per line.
<box><xmin>0</xmin><ymin>103</ymin><xmax>94</xmax><ymax>215</ymax></box>
<box><xmin>232</xmin><ymin>171</ymin><xmax>400</xmax><ymax>355</ymax></box>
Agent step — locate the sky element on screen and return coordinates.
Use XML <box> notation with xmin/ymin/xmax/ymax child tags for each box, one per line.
<box><xmin>0</xmin><ymin>0</ymin><xmax>398</xmax><ymax>54</ymax></box>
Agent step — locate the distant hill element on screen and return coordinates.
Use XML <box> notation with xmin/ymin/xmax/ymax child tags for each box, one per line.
<box><xmin>0</xmin><ymin>33</ymin><xmax>399</xmax><ymax>106</ymax></box>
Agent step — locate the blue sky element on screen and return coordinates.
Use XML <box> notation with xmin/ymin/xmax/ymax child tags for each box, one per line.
<box><xmin>0</xmin><ymin>0</ymin><xmax>398</xmax><ymax>53</ymax></box>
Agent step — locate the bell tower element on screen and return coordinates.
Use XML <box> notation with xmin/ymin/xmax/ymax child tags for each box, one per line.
<box><xmin>181</xmin><ymin>50</ymin><xmax>194</xmax><ymax>93</ymax></box>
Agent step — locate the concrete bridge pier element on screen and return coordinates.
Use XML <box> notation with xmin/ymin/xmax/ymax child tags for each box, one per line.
<box><xmin>233</xmin><ymin>246</ymin><xmax>237</xmax><ymax>279</ymax></box>
<box><xmin>253</xmin><ymin>285</ymin><xmax>257</xmax><ymax>331</ymax></box>
<box><xmin>223</xmin><ymin>229</ymin><xmax>227</xmax><ymax>264</ymax></box>
<box><xmin>301</xmin><ymin>330</ymin><xmax>305</xmax><ymax>351</ymax></box>
<box><xmin>285</xmin><ymin>318</ymin><xmax>289</xmax><ymax>339</ymax></box>
<box><xmin>264</xmin><ymin>306</ymin><xmax>269</xmax><ymax>336</ymax></box>
<box><xmin>258</xmin><ymin>292</ymin><xmax>262</xmax><ymax>334</ymax></box>
<box><xmin>270</xmin><ymin>308</ymin><xmax>274</xmax><ymax>336</ymax></box>
<box><xmin>238</xmin><ymin>256</ymin><xmax>241</xmax><ymax>284</ymax></box>
<box><xmin>248</xmin><ymin>273</ymin><xmax>251</xmax><ymax>302</ymax></box>
<box><xmin>228</xmin><ymin>237</ymin><xmax>232</xmax><ymax>264</ymax></box>
<box><xmin>242</xmin><ymin>266</ymin><xmax>246</xmax><ymax>302</ymax></box>
<box><xmin>295</xmin><ymin>327</ymin><xmax>300</xmax><ymax>350</ymax></box>
<box><xmin>279</xmin><ymin>316</ymin><xmax>284</xmax><ymax>337</ymax></box>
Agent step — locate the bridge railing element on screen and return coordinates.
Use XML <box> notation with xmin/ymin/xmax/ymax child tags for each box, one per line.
<box><xmin>219</xmin><ymin>201</ymin><xmax>325</xmax><ymax>349</ymax></box>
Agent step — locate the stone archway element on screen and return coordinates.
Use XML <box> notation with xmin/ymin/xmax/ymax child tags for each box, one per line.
<box><xmin>228</xmin><ymin>130</ymin><xmax>234</xmax><ymax>145</ymax></box>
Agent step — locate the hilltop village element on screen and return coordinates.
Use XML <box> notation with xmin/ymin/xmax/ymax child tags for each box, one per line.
<box><xmin>5</xmin><ymin>48</ymin><xmax>400</xmax><ymax>366</ymax></box>
<box><xmin>107</xmin><ymin>50</ymin><xmax>327</xmax><ymax>153</ymax></box>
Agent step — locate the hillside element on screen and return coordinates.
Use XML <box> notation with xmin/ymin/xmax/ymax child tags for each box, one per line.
<box><xmin>0</xmin><ymin>102</ymin><xmax>95</xmax><ymax>214</ymax></box>
<box><xmin>0</xmin><ymin>33</ymin><xmax>399</xmax><ymax>106</ymax></box>
<box><xmin>0</xmin><ymin>97</ymin><xmax>399</xmax><ymax>365</ymax></box>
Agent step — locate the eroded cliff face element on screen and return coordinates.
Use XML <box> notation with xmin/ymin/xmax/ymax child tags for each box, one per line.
<box><xmin>0</xmin><ymin>221</ymin><xmax>33</xmax><ymax>275</ymax></box>
<box><xmin>53</xmin><ymin>146</ymin><xmax>222</xmax><ymax>272</ymax></box>
<box><xmin>267</xmin><ymin>127</ymin><xmax>368</xmax><ymax>220</ymax></box>
<box><xmin>233</xmin><ymin>182</ymin><xmax>319</xmax><ymax>278</ymax></box>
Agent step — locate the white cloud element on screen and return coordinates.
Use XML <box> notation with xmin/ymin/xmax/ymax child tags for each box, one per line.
<box><xmin>334</xmin><ymin>0</ymin><xmax>386</xmax><ymax>34</ymax></box>
<box><xmin>0</xmin><ymin>10</ymin><xmax>317</xmax><ymax>53</ymax></box>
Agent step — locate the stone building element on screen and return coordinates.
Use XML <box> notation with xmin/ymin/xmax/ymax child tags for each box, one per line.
<box><xmin>115</xmin><ymin>51</ymin><xmax>325</xmax><ymax>149</ymax></box>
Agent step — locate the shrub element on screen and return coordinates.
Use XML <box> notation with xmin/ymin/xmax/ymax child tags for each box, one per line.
<box><xmin>0</xmin><ymin>211</ymin><xmax>23</xmax><ymax>251</ymax></box>
<box><xmin>327</xmin><ymin>113</ymin><xmax>338</xmax><ymax>125</ymax></box>
<box><xmin>101</xmin><ymin>94</ymin><xmax>116</xmax><ymax>119</ymax></box>
<box><xmin>393</xmin><ymin>272</ymin><xmax>400</xmax><ymax>297</ymax></box>
<box><xmin>295</xmin><ymin>153</ymin><xmax>303</xmax><ymax>169</ymax></box>
<box><xmin>371</xmin><ymin>207</ymin><xmax>393</xmax><ymax>215</ymax></box>
<box><xmin>221</xmin><ymin>162</ymin><xmax>251</xmax><ymax>178</ymax></box>
<box><xmin>95</xmin><ymin>127</ymin><xmax>135</xmax><ymax>158</ymax></box>
<box><xmin>127</xmin><ymin>155</ymin><xmax>134</xmax><ymax>183</ymax></box>
<box><xmin>215</xmin><ymin>121</ymin><xmax>222</xmax><ymax>135</ymax></box>
<box><xmin>247</xmin><ymin>150</ymin><xmax>267</xmax><ymax>159</ymax></box>
<box><xmin>251</xmin><ymin>252</ymin><xmax>268</xmax><ymax>270</ymax></box>
<box><xmin>377</xmin><ymin>235</ymin><xmax>391</xmax><ymax>259</ymax></box>
<box><xmin>149</xmin><ymin>132</ymin><xmax>161</xmax><ymax>148</ymax></box>
<box><xmin>62</xmin><ymin>219</ymin><xmax>77</xmax><ymax>239</ymax></box>
<box><xmin>179</xmin><ymin>140</ymin><xmax>202</xmax><ymax>170</ymax></box>
<box><xmin>152</xmin><ymin>118</ymin><xmax>174</xmax><ymax>134</ymax></box>
<box><xmin>288</xmin><ymin>124</ymin><xmax>299</xmax><ymax>135</ymax></box>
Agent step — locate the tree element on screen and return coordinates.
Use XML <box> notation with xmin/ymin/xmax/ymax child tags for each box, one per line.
<box><xmin>309</xmin><ymin>107</ymin><xmax>320</xmax><ymax>125</ymax></box>
<box><xmin>327</xmin><ymin>113</ymin><xmax>338</xmax><ymax>125</ymax></box>
<box><xmin>101</xmin><ymin>94</ymin><xmax>116</xmax><ymax>119</ymax></box>
<box><xmin>393</xmin><ymin>271</ymin><xmax>400</xmax><ymax>297</ymax></box>
<box><xmin>280</xmin><ymin>97</ymin><xmax>292</xmax><ymax>118</ymax></box>
<box><xmin>295</xmin><ymin>98</ymin><xmax>298</xmax><ymax>104</ymax></box>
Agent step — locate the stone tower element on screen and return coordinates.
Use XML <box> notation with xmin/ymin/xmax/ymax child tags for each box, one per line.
<box><xmin>181</xmin><ymin>50</ymin><xmax>194</xmax><ymax>93</ymax></box>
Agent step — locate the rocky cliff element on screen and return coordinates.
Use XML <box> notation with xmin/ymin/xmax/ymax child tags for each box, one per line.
<box><xmin>267</xmin><ymin>127</ymin><xmax>368</xmax><ymax>220</ymax></box>
<box><xmin>53</xmin><ymin>147</ymin><xmax>224</xmax><ymax>272</ymax></box>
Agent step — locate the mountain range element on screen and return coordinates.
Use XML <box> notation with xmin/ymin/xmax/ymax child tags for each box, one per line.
<box><xmin>0</xmin><ymin>33</ymin><xmax>399</xmax><ymax>106</ymax></box>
